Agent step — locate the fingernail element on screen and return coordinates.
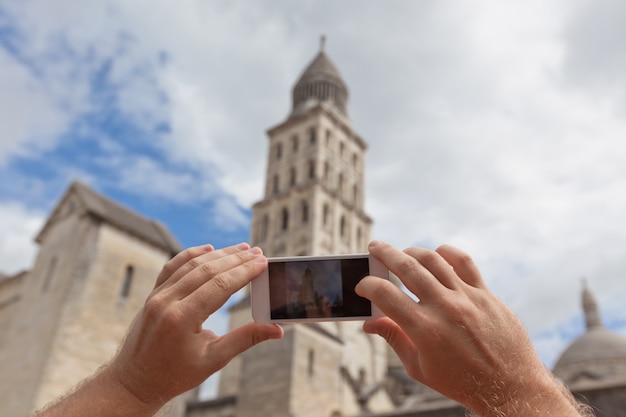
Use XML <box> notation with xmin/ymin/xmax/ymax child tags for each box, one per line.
<box><xmin>369</xmin><ymin>240</ymin><xmax>381</xmax><ymax>248</ymax></box>
<box><xmin>237</xmin><ymin>242</ymin><xmax>249</xmax><ymax>250</ymax></box>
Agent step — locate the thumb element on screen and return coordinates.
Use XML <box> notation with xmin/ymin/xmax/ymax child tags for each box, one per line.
<box><xmin>212</xmin><ymin>323</ymin><xmax>284</xmax><ymax>366</ymax></box>
<box><xmin>363</xmin><ymin>317</ymin><xmax>424</xmax><ymax>381</ymax></box>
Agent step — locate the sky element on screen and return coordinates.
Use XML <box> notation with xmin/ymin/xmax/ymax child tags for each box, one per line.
<box><xmin>1</xmin><ymin>0</ymin><xmax>626</xmax><ymax>375</ymax></box>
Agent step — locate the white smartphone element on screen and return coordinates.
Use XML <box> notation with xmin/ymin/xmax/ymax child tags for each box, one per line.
<box><xmin>251</xmin><ymin>253</ymin><xmax>388</xmax><ymax>323</ymax></box>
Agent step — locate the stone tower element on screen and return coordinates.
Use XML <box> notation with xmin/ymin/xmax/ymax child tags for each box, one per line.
<box><xmin>250</xmin><ymin>36</ymin><xmax>372</xmax><ymax>258</ymax></box>
<box><xmin>212</xmin><ymin>39</ymin><xmax>393</xmax><ymax>417</ymax></box>
<box><xmin>0</xmin><ymin>181</ymin><xmax>182</xmax><ymax>417</ymax></box>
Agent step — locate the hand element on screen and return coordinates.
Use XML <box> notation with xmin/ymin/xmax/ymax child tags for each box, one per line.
<box><xmin>356</xmin><ymin>241</ymin><xmax>583</xmax><ymax>416</ymax></box>
<box><xmin>107</xmin><ymin>243</ymin><xmax>283</xmax><ymax>409</ymax></box>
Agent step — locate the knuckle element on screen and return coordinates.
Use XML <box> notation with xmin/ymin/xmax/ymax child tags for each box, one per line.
<box><xmin>418</xmin><ymin>248</ymin><xmax>440</xmax><ymax>265</ymax></box>
<box><xmin>210</xmin><ymin>273</ymin><xmax>231</xmax><ymax>292</ymax></box>
<box><xmin>397</xmin><ymin>257</ymin><xmax>421</xmax><ymax>279</ymax></box>
<box><xmin>196</xmin><ymin>261</ymin><xmax>218</xmax><ymax>278</ymax></box>
<box><xmin>370</xmin><ymin>279</ymin><xmax>397</xmax><ymax>303</ymax></box>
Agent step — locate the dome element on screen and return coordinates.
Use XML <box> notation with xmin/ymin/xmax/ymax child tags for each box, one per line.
<box><xmin>553</xmin><ymin>282</ymin><xmax>626</xmax><ymax>387</ymax></box>
<box><xmin>291</xmin><ymin>36</ymin><xmax>349</xmax><ymax>117</ymax></box>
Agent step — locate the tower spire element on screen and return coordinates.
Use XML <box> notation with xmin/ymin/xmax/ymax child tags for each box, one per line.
<box><xmin>320</xmin><ymin>34</ymin><xmax>326</xmax><ymax>51</ymax></box>
<box><xmin>582</xmin><ymin>279</ymin><xmax>603</xmax><ymax>329</ymax></box>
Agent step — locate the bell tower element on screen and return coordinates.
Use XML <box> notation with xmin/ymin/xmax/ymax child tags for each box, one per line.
<box><xmin>213</xmin><ymin>39</ymin><xmax>392</xmax><ymax>417</ymax></box>
<box><xmin>250</xmin><ymin>36</ymin><xmax>372</xmax><ymax>257</ymax></box>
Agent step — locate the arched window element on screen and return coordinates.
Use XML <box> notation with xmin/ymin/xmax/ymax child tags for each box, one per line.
<box><xmin>323</xmin><ymin>204</ymin><xmax>330</xmax><ymax>227</ymax></box>
<box><xmin>275</xmin><ymin>142</ymin><xmax>283</xmax><ymax>160</ymax></box>
<box><xmin>324</xmin><ymin>161</ymin><xmax>330</xmax><ymax>182</ymax></box>
<box><xmin>292</xmin><ymin>135</ymin><xmax>299</xmax><ymax>153</ymax></box>
<box><xmin>120</xmin><ymin>265</ymin><xmax>134</xmax><ymax>301</ymax></box>
<box><xmin>308</xmin><ymin>349</ymin><xmax>315</xmax><ymax>378</ymax></box>
<box><xmin>281</xmin><ymin>207</ymin><xmax>289</xmax><ymax>231</ymax></box>
<box><xmin>302</xmin><ymin>201</ymin><xmax>309</xmax><ymax>224</ymax></box>
<box><xmin>308</xmin><ymin>160</ymin><xmax>315</xmax><ymax>180</ymax></box>
<box><xmin>340</xmin><ymin>215</ymin><xmax>346</xmax><ymax>238</ymax></box>
<box><xmin>273</xmin><ymin>174</ymin><xmax>279</xmax><ymax>194</ymax></box>
<box><xmin>42</xmin><ymin>256</ymin><xmax>58</xmax><ymax>292</ymax></box>
<box><xmin>338</xmin><ymin>173</ymin><xmax>344</xmax><ymax>194</ymax></box>
<box><xmin>289</xmin><ymin>167</ymin><xmax>297</xmax><ymax>186</ymax></box>
<box><xmin>259</xmin><ymin>215</ymin><xmax>269</xmax><ymax>242</ymax></box>
<box><xmin>309</xmin><ymin>127</ymin><xmax>317</xmax><ymax>144</ymax></box>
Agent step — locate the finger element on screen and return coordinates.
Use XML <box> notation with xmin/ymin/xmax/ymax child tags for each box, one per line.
<box><xmin>159</xmin><ymin>243</ymin><xmax>252</xmax><ymax>294</ymax></box>
<box><xmin>403</xmin><ymin>246</ymin><xmax>460</xmax><ymax>291</ymax></box>
<box><xmin>368</xmin><ymin>240</ymin><xmax>437</xmax><ymax>299</ymax></box>
<box><xmin>436</xmin><ymin>245</ymin><xmax>486</xmax><ymax>289</ymax></box>
<box><xmin>154</xmin><ymin>244</ymin><xmax>214</xmax><ymax>289</ymax></box>
<box><xmin>208</xmin><ymin>323</ymin><xmax>284</xmax><ymax>372</ymax></box>
<box><xmin>183</xmin><ymin>254</ymin><xmax>268</xmax><ymax>322</ymax></box>
<box><xmin>166</xmin><ymin>245</ymin><xmax>264</xmax><ymax>301</ymax></box>
<box><xmin>362</xmin><ymin>317</ymin><xmax>425</xmax><ymax>382</ymax></box>
<box><xmin>356</xmin><ymin>275</ymin><xmax>422</xmax><ymax>338</ymax></box>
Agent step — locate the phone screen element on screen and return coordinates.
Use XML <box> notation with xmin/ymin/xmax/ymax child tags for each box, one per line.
<box><xmin>268</xmin><ymin>257</ymin><xmax>371</xmax><ymax>320</ymax></box>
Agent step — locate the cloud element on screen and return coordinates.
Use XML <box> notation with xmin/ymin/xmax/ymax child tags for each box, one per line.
<box><xmin>0</xmin><ymin>47</ymin><xmax>71</xmax><ymax>164</ymax></box>
<box><xmin>0</xmin><ymin>202</ymin><xmax>44</xmax><ymax>275</ymax></box>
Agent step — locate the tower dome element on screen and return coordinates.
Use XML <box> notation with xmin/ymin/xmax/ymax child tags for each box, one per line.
<box><xmin>291</xmin><ymin>36</ymin><xmax>349</xmax><ymax>117</ymax></box>
<box><xmin>553</xmin><ymin>281</ymin><xmax>626</xmax><ymax>387</ymax></box>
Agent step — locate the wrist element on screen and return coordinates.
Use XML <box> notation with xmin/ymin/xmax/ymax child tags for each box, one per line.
<box><xmin>96</xmin><ymin>365</ymin><xmax>166</xmax><ymax>416</ymax></box>
<box><xmin>474</xmin><ymin>370</ymin><xmax>585</xmax><ymax>417</ymax></box>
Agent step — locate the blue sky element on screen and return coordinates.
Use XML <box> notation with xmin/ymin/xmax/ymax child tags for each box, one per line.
<box><xmin>1</xmin><ymin>0</ymin><xmax>626</xmax><ymax>373</ymax></box>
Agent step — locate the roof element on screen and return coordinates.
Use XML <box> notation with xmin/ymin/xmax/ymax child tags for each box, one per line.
<box><xmin>291</xmin><ymin>37</ymin><xmax>349</xmax><ymax>117</ymax></box>
<box><xmin>36</xmin><ymin>181</ymin><xmax>181</xmax><ymax>256</ymax></box>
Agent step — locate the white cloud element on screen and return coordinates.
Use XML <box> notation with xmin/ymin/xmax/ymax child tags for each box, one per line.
<box><xmin>0</xmin><ymin>202</ymin><xmax>44</xmax><ymax>275</ymax></box>
<box><xmin>0</xmin><ymin>48</ymin><xmax>71</xmax><ymax>164</ymax></box>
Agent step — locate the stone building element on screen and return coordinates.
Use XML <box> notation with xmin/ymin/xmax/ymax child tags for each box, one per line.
<box><xmin>0</xmin><ymin>181</ymin><xmax>182</xmax><ymax>417</ymax></box>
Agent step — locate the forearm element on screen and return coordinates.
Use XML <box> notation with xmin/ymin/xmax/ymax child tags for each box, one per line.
<box><xmin>31</xmin><ymin>365</ymin><xmax>164</xmax><ymax>417</ymax></box>
<box><xmin>471</xmin><ymin>371</ymin><xmax>593</xmax><ymax>417</ymax></box>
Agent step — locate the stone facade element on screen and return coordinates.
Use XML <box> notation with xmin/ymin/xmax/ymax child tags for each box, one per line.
<box><xmin>0</xmin><ymin>182</ymin><xmax>181</xmax><ymax>417</ymax></box>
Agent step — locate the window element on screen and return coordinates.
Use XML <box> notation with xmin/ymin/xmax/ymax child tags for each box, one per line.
<box><xmin>340</xmin><ymin>215</ymin><xmax>347</xmax><ymax>238</ymax></box>
<box><xmin>308</xmin><ymin>160</ymin><xmax>315</xmax><ymax>180</ymax></box>
<box><xmin>281</xmin><ymin>207</ymin><xmax>289</xmax><ymax>231</ymax></box>
<box><xmin>339</xmin><ymin>142</ymin><xmax>345</xmax><ymax>158</ymax></box>
<box><xmin>275</xmin><ymin>143</ymin><xmax>283</xmax><ymax>160</ymax></box>
<box><xmin>42</xmin><ymin>256</ymin><xmax>58</xmax><ymax>292</ymax></box>
<box><xmin>292</xmin><ymin>135</ymin><xmax>299</xmax><ymax>153</ymax></box>
<box><xmin>120</xmin><ymin>265</ymin><xmax>134</xmax><ymax>301</ymax></box>
<box><xmin>302</xmin><ymin>201</ymin><xmax>309</xmax><ymax>224</ymax></box>
<box><xmin>352</xmin><ymin>153</ymin><xmax>358</xmax><ymax>167</ymax></box>
<box><xmin>323</xmin><ymin>204</ymin><xmax>330</xmax><ymax>227</ymax></box>
<box><xmin>290</xmin><ymin>167</ymin><xmax>297</xmax><ymax>186</ymax></box>
<box><xmin>308</xmin><ymin>349</ymin><xmax>315</xmax><ymax>378</ymax></box>
<box><xmin>324</xmin><ymin>161</ymin><xmax>330</xmax><ymax>182</ymax></box>
<box><xmin>259</xmin><ymin>215</ymin><xmax>269</xmax><ymax>242</ymax></box>
<box><xmin>338</xmin><ymin>173</ymin><xmax>344</xmax><ymax>194</ymax></box>
<box><xmin>273</xmin><ymin>174</ymin><xmax>279</xmax><ymax>194</ymax></box>
<box><xmin>309</xmin><ymin>127</ymin><xmax>317</xmax><ymax>144</ymax></box>
<box><xmin>326</xmin><ymin>129</ymin><xmax>332</xmax><ymax>145</ymax></box>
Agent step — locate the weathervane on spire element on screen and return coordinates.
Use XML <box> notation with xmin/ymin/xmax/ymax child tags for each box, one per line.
<box><xmin>320</xmin><ymin>34</ymin><xmax>326</xmax><ymax>52</ymax></box>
